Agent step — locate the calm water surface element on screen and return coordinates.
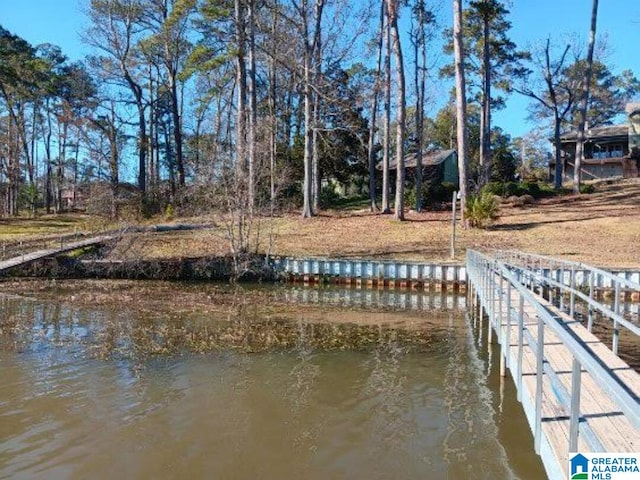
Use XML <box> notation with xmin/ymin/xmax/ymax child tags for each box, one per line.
<box><xmin>0</xmin><ymin>281</ymin><xmax>546</xmax><ymax>479</ymax></box>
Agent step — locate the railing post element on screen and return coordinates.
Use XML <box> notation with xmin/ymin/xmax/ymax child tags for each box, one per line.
<box><xmin>587</xmin><ymin>271</ymin><xmax>595</xmax><ymax>332</ymax></box>
<box><xmin>535</xmin><ymin>314</ymin><xmax>545</xmax><ymax>454</ymax></box>
<box><xmin>499</xmin><ymin>270</ymin><xmax>506</xmax><ymax>377</ymax></box>
<box><xmin>477</xmin><ymin>261</ymin><xmax>484</xmax><ymax>347</ymax></box>
<box><xmin>488</xmin><ymin>262</ymin><xmax>495</xmax><ymax>345</ymax></box>
<box><xmin>505</xmin><ymin>279</ymin><xmax>512</xmax><ymax>372</ymax></box>
<box><xmin>613</xmin><ymin>282</ymin><xmax>621</xmax><ymax>355</ymax></box>
<box><xmin>569</xmin><ymin>357</ymin><xmax>582</xmax><ymax>452</ymax></box>
<box><xmin>517</xmin><ymin>294</ymin><xmax>524</xmax><ymax>403</ymax></box>
<box><xmin>570</xmin><ymin>265</ymin><xmax>576</xmax><ymax>318</ymax></box>
<box><xmin>559</xmin><ymin>267</ymin><xmax>565</xmax><ymax>311</ymax></box>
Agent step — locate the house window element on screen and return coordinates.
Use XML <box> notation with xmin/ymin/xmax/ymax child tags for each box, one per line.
<box><xmin>591</xmin><ymin>144</ymin><xmax>624</xmax><ymax>159</ymax></box>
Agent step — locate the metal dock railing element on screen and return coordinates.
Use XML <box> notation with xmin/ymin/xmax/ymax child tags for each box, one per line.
<box><xmin>466</xmin><ymin>250</ymin><xmax>640</xmax><ymax>480</ymax></box>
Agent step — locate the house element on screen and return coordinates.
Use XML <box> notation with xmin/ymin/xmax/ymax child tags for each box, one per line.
<box><xmin>550</xmin><ymin>103</ymin><xmax>640</xmax><ymax>183</ymax></box>
<box><xmin>60</xmin><ymin>185</ymin><xmax>87</xmax><ymax>209</ymax></box>
<box><xmin>381</xmin><ymin>149</ymin><xmax>459</xmax><ymax>185</ymax></box>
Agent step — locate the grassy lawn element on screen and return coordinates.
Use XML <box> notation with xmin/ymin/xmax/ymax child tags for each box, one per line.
<box><xmin>0</xmin><ymin>214</ymin><xmax>96</xmax><ymax>242</ymax></box>
<box><xmin>1</xmin><ymin>179</ymin><xmax>639</xmax><ymax>268</ymax></box>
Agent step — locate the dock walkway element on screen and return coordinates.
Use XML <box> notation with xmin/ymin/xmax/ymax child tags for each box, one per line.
<box><xmin>467</xmin><ymin>250</ymin><xmax>640</xmax><ymax>480</ymax></box>
<box><xmin>0</xmin><ymin>235</ymin><xmax>114</xmax><ymax>275</ymax></box>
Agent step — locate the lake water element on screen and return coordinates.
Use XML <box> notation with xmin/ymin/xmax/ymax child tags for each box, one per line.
<box><xmin>0</xmin><ymin>281</ymin><xmax>546</xmax><ymax>479</ymax></box>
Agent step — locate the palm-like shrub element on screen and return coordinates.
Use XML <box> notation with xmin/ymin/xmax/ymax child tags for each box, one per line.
<box><xmin>465</xmin><ymin>191</ymin><xmax>499</xmax><ymax>228</ymax></box>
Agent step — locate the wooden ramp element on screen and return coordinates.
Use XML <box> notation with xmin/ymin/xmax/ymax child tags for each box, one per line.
<box><xmin>0</xmin><ymin>235</ymin><xmax>113</xmax><ymax>275</ymax></box>
<box><xmin>467</xmin><ymin>250</ymin><xmax>640</xmax><ymax>480</ymax></box>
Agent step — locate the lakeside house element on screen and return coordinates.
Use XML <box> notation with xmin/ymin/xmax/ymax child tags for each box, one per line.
<box><xmin>381</xmin><ymin>148</ymin><xmax>459</xmax><ymax>185</ymax></box>
<box><xmin>549</xmin><ymin>103</ymin><xmax>640</xmax><ymax>183</ymax></box>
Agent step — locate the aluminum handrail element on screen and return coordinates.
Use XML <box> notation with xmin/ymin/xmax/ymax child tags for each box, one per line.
<box><xmin>511</xmin><ymin>264</ymin><xmax>640</xmax><ymax>338</ymax></box>
<box><xmin>494</xmin><ymin>250</ymin><xmax>640</xmax><ymax>290</ymax></box>
<box><xmin>519</xmin><ymin>324</ymin><xmax>605</xmax><ymax>452</ymax></box>
<box><xmin>467</xmin><ymin>250</ymin><xmax>640</xmax><ymax>439</ymax></box>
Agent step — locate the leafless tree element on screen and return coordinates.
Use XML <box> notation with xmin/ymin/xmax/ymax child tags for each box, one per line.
<box><xmin>84</xmin><ymin>0</ymin><xmax>150</xmax><ymax>194</ymax></box>
<box><xmin>515</xmin><ymin>39</ymin><xmax>577</xmax><ymax>190</ymax></box>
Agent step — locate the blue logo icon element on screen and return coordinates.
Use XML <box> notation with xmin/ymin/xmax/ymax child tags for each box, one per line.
<box><xmin>571</xmin><ymin>453</ymin><xmax>589</xmax><ymax>479</ymax></box>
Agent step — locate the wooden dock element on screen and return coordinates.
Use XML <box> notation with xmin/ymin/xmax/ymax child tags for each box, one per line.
<box><xmin>0</xmin><ymin>235</ymin><xmax>114</xmax><ymax>275</ymax></box>
<box><xmin>467</xmin><ymin>250</ymin><xmax>640</xmax><ymax>480</ymax></box>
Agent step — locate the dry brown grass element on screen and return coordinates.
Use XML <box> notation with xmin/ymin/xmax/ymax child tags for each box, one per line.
<box><xmin>127</xmin><ymin>179</ymin><xmax>640</xmax><ymax>268</ymax></box>
<box><xmin>2</xmin><ymin>179</ymin><xmax>639</xmax><ymax>268</ymax></box>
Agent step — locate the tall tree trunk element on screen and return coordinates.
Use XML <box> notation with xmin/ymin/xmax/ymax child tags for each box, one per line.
<box><xmin>148</xmin><ymin>65</ymin><xmax>155</xmax><ymax>193</ymax></box>
<box><xmin>387</xmin><ymin>0</ymin><xmax>406</xmax><ymax>221</ymax></box>
<box><xmin>108</xmin><ymin>100</ymin><xmax>120</xmax><ymax>189</ymax></box>
<box><xmin>313</xmin><ymin>0</ymin><xmax>325</xmax><ymax>212</ymax></box>
<box><xmin>124</xmin><ymin>73</ymin><xmax>147</xmax><ymax>195</ymax></box>
<box><xmin>553</xmin><ymin>110</ymin><xmax>563</xmax><ymax>189</ymax></box>
<box><xmin>413</xmin><ymin>1</ymin><xmax>427</xmax><ymax>212</ymax></box>
<box><xmin>56</xmin><ymin>120</ymin><xmax>68</xmax><ymax>213</ymax></box>
<box><xmin>28</xmin><ymin>103</ymin><xmax>37</xmax><ymax>187</ymax></box>
<box><xmin>6</xmin><ymin>114</ymin><xmax>18</xmax><ymax>216</ymax></box>
<box><xmin>453</xmin><ymin>0</ymin><xmax>468</xmax><ymax>221</ymax></box>
<box><xmin>368</xmin><ymin>0</ymin><xmax>385</xmax><ymax>212</ymax></box>
<box><xmin>170</xmin><ymin>74</ymin><xmax>185</xmax><ymax>187</ymax></box>
<box><xmin>573</xmin><ymin>0</ymin><xmax>599</xmax><ymax>193</ymax></box>
<box><xmin>479</xmin><ymin>14</ymin><xmax>492</xmax><ymax>186</ymax></box>
<box><xmin>248</xmin><ymin>0</ymin><xmax>257</xmax><ymax>211</ymax></box>
<box><xmin>301</xmin><ymin>0</ymin><xmax>313</xmax><ymax>218</ymax></box>
<box><xmin>235</xmin><ymin>0</ymin><xmax>248</xmax><ymax>196</ymax></box>
<box><xmin>312</xmin><ymin>93</ymin><xmax>320</xmax><ymax>210</ymax></box>
<box><xmin>268</xmin><ymin>10</ymin><xmax>278</xmax><ymax>206</ymax></box>
<box><xmin>44</xmin><ymin>99</ymin><xmax>53</xmax><ymax>214</ymax></box>
<box><xmin>2</xmin><ymin>98</ymin><xmax>34</xmax><ymax>214</ymax></box>
<box><xmin>381</xmin><ymin>4</ymin><xmax>392</xmax><ymax>214</ymax></box>
<box><xmin>311</xmin><ymin>0</ymin><xmax>324</xmax><ymax>212</ymax></box>
<box><xmin>301</xmin><ymin>0</ymin><xmax>324</xmax><ymax>218</ymax></box>
<box><xmin>137</xmin><ymin>101</ymin><xmax>148</xmax><ymax>194</ymax></box>
<box><xmin>302</xmin><ymin>53</ymin><xmax>314</xmax><ymax>218</ymax></box>
<box><xmin>71</xmin><ymin>127</ymin><xmax>80</xmax><ymax>209</ymax></box>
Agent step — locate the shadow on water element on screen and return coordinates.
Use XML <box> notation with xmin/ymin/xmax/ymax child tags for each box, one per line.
<box><xmin>0</xmin><ymin>280</ymin><xmax>546</xmax><ymax>480</ymax></box>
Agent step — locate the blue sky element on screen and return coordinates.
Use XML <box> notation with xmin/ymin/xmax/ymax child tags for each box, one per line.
<box><xmin>2</xmin><ymin>0</ymin><xmax>640</xmax><ymax>140</ymax></box>
<box><xmin>496</xmin><ymin>0</ymin><xmax>640</xmax><ymax>137</ymax></box>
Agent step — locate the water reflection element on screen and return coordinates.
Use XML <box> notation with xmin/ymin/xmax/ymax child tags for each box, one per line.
<box><xmin>0</xmin><ymin>281</ymin><xmax>545</xmax><ymax>479</ymax></box>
